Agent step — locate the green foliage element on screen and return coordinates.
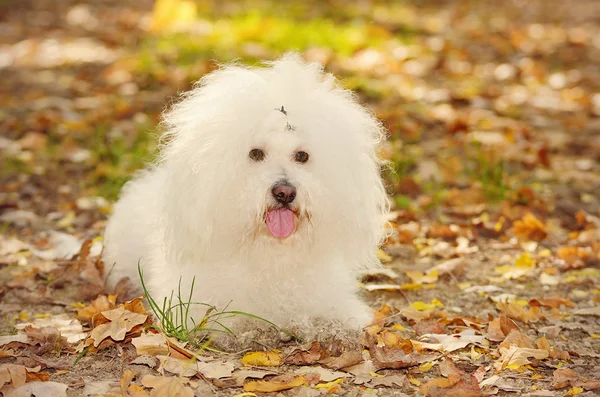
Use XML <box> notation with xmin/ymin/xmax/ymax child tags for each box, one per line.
<box><xmin>89</xmin><ymin>125</ymin><xmax>158</xmax><ymax>200</ymax></box>
<box><xmin>138</xmin><ymin>263</ymin><xmax>299</xmax><ymax>350</ymax></box>
<box><xmin>467</xmin><ymin>142</ymin><xmax>509</xmax><ymax>201</ymax></box>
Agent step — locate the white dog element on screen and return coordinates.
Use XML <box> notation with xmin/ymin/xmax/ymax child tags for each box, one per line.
<box><xmin>103</xmin><ymin>53</ymin><xmax>388</xmax><ymax>343</ymax></box>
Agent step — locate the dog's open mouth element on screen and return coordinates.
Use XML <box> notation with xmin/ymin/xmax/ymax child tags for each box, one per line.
<box><xmin>265</xmin><ymin>207</ymin><xmax>296</xmax><ymax>239</ymax></box>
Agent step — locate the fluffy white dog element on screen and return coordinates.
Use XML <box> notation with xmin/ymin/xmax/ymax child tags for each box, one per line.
<box><xmin>103</xmin><ymin>53</ymin><xmax>388</xmax><ymax>343</ymax></box>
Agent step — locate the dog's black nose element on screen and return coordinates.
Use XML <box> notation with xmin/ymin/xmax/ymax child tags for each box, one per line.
<box><xmin>271</xmin><ymin>182</ymin><xmax>296</xmax><ymax>204</ymax></box>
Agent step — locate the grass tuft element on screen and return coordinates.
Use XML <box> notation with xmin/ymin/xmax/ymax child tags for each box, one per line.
<box><xmin>138</xmin><ymin>262</ymin><xmax>300</xmax><ymax>350</ymax></box>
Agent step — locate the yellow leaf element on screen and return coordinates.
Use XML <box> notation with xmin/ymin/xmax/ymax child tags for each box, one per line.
<box><xmin>408</xmin><ymin>376</ymin><xmax>421</xmax><ymax>386</ymax></box>
<box><xmin>369</xmin><ymin>371</ymin><xmax>385</xmax><ymax>378</ymax></box>
<box><xmin>431</xmin><ymin>299</ymin><xmax>444</xmax><ymax>308</ymax></box>
<box><xmin>34</xmin><ymin>313</ymin><xmax>52</xmax><ymax>319</ymax></box>
<box><xmin>399</xmin><ymin>283</ymin><xmax>424</xmax><ymax>290</ymax></box>
<box><xmin>470</xmin><ymin>346</ymin><xmax>481</xmax><ymax>361</ymax></box>
<box><xmin>19</xmin><ymin>312</ymin><xmax>29</xmax><ymax>321</ymax></box>
<box><xmin>241</xmin><ymin>351</ymin><xmax>283</xmax><ymax>367</ymax></box>
<box><xmin>419</xmin><ymin>361</ymin><xmax>435</xmax><ymax>372</ymax></box>
<box><xmin>411</xmin><ymin>301</ymin><xmax>434</xmax><ymax>311</ymax></box>
<box><xmin>315</xmin><ymin>378</ymin><xmax>344</xmax><ymax>389</ymax></box>
<box><xmin>391</xmin><ymin>324</ymin><xmax>405</xmax><ymax>331</ymax></box>
<box><xmin>150</xmin><ymin>0</ymin><xmax>198</xmax><ymax>32</ymax></box>
<box><xmin>377</xmin><ymin>249</ymin><xmax>392</xmax><ymax>263</ymax></box>
<box><xmin>515</xmin><ymin>253</ymin><xmax>535</xmax><ymax>269</ymax></box>
<box><xmin>565</xmin><ymin>386</ymin><xmax>584</xmax><ymax>396</ymax></box>
<box><xmin>233</xmin><ymin>393</ymin><xmax>257</xmax><ymax>397</ymax></box>
<box><xmin>411</xmin><ymin>299</ymin><xmax>444</xmax><ymax>311</ymax></box>
<box><xmin>405</xmin><ymin>269</ymin><xmax>439</xmax><ymax>284</ymax></box>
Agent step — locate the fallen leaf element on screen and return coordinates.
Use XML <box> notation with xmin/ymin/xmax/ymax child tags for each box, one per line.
<box><xmin>497</xmin><ymin>301</ymin><xmax>544</xmax><ymax>323</ymax></box>
<box><xmin>241</xmin><ymin>351</ymin><xmax>283</xmax><ymax>367</ymax></box>
<box><xmin>494</xmin><ymin>345</ymin><xmax>549</xmax><ymax>371</ymax></box>
<box><xmin>17</xmin><ymin>314</ymin><xmax>86</xmax><ymax>344</ymax></box>
<box><xmin>405</xmin><ymin>269</ymin><xmax>439</xmax><ymax>284</ymax></box>
<box><xmin>512</xmin><ymin>213</ymin><xmax>547</xmax><ymax>242</ymax></box>
<box><xmin>0</xmin><ymin>381</ymin><xmax>68</xmax><ymax>397</ymax></box>
<box><xmin>244</xmin><ymin>375</ymin><xmax>307</xmax><ymax>393</ymax></box>
<box><xmin>495</xmin><ymin>253</ymin><xmax>536</xmax><ymax>279</ymax></box>
<box><xmin>29</xmin><ymin>231</ymin><xmax>82</xmax><ymax>260</ymax></box>
<box><xmin>537</xmin><ymin>336</ymin><xmax>570</xmax><ymax>360</ymax></box>
<box><xmin>530</xmin><ymin>297</ymin><xmax>574</xmax><ymax>309</ymax></box>
<box><xmin>420</xmin><ymin>358</ymin><xmax>482</xmax><ymax>396</ymax></box>
<box><xmin>141</xmin><ymin>375</ymin><xmax>194</xmax><ymax>397</ymax></box>
<box><xmin>411</xmin><ymin>299</ymin><xmax>444</xmax><ymax>311</ymax></box>
<box><xmin>214</xmin><ymin>370</ymin><xmax>277</xmax><ymax>388</ymax></box>
<box><xmin>157</xmin><ymin>356</ymin><xmax>198</xmax><ymax>377</ymax></box>
<box><xmin>420</xmin><ymin>330</ymin><xmax>487</xmax><ymax>353</ymax></box>
<box><xmin>89</xmin><ymin>306</ymin><xmax>148</xmax><ymax>347</ymax></box>
<box><xmin>132</xmin><ymin>333</ymin><xmax>170</xmax><ymax>356</ymax></box>
<box><xmin>552</xmin><ymin>368</ymin><xmax>600</xmax><ymax>390</ymax></box>
<box><xmin>573</xmin><ymin>306</ymin><xmax>600</xmax><ymax>316</ymax></box>
<box><xmin>197</xmin><ymin>360</ymin><xmax>235</xmax><ymax>379</ymax></box>
<box><xmin>77</xmin><ymin>295</ymin><xmax>117</xmax><ymax>323</ymax></box>
<box><xmin>295</xmin><ymin>366</ymin><xmax>349</xmax><ymax>382</ymax></box>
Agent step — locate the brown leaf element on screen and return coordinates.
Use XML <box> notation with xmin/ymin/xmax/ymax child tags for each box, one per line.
<box><xmin>285</xmin><ymin>341</ymin><xmax>322</xmax><ymax>365</ymax></box>
<box><xmin>120</xmin><ymin>369</ymin><xmax>137</xmax><ymax>396</ymax></box>
<box><xmin>0</xmin><ymin>364</ymin><xmax>45</xmax><ymax>388</ymax></box>
<box><xmin>552</xmin><ymin>368</ymin><xmax>600</xmax><ymax>391</ymax></box>
<box><xmin>499</xmin><ymin>315</ymin><xmax>520</xmax><ymax>336</ymax></box>
<box><xmin>496</xmin><ymin>301</ymin><xmax>544</xmax><ymax>323</ymax></box>
<box><xmin>77</xmin><ymin>295</ymin><xmax>117</xmax><ymax>323</ymax></box>
<box><xmin>366</xmin><ymin>329</ymin><xmax>430</xmax><ymax>369</ymax></box>
<box><xmin>529</xmin><ymin>297</ymin><xmax>574</xmax><ymax>309</ymax></box>
<box><xmin>426</xmin><ymin>223</ymin><xmax>459</xmax><ymax>240</ymax></box>
<box><xmin>24</xmin><ymin>326</ymin><xmax>69</xmax><ymax>355</ymax></box>
<box><xmin>89</xmin><ymin>306</ymin><xmax>148</xmax><ymax>347</ymax></box>
<box><xmin>537</xmin><ymin>336</ymin><xmax>570</xmax><ymax>360</ymax></box>
<box><xmin>243</xmin><ymin>374</ymin><xmax>307</xmax><ymax>393</ymax></box>
<box><xmin>413</xmin><ymin>320</ymin><xmax>445</xmax><ymax>336</ymax></box>
<box><xmin>420</xmin><ymin>358</ymin><xmax>482</xmax><ymax>397</ymax></box>
<box><xmin>511</xmin><ymin>213</ymin><xmax>547</xmax><ymax>242</ymax></box>
<box><xmin>141</xmin><ymin>375</ymin><xmax>194</xmax><ymax>397</ymax></box>
<box><xmin>500</xmin><ymin>330</ymin><xmax>536</xmax><ymax>350</ymax></box>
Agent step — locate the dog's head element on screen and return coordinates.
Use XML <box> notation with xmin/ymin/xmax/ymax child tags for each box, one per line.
<box><xmin>159</xmin><ymin>53</ymin><xmax>389</xmax><ymax>269</ymax></box>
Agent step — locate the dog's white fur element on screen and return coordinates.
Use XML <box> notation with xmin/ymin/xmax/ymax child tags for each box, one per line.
<box><xmin>103</xmin><ymin>53</ymin><xmax>388</xmax><ymax>339</ymax></box>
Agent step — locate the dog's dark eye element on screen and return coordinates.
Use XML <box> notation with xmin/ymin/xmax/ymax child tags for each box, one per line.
<box><xmin>295</xmin><ymin>151</ymin><xmax>309</xmax><ymax>164</ymax></box>
<box><xmin>249</xmin><ymin>148</ymin><xmax>265</xmax><ymax>162</ymax></box>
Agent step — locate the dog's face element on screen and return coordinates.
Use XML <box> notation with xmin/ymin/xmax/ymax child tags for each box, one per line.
<box><xmin>241</xmin><ymin>108</ymin><xmax>314</xmax><ymax>241</ymax></box>
<box><xmin>160</xmin><ymin>55</ymin><xmax>388</xmax><ymax>268</ymax></box>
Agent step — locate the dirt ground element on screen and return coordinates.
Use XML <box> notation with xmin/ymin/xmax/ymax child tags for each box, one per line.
<box><xmin>1</xmin><ymin>0</ymin><xmax>600</xmax><ymax>396</ymax></box>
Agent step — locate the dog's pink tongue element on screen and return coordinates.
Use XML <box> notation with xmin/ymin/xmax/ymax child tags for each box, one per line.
<box><xmin>266</xmin><ymin>208</ymin><xmax>295</xmax><ymax>238</ymax></box>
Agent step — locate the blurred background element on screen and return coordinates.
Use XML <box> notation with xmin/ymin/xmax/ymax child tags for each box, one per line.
<box><xmin>1</xmin><ymin>0</ymin><xmax>600</xmax><ymax>233</ymax></box>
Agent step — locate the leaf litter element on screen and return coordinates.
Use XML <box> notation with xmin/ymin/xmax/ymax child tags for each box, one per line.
<box><xmin>2</xmin><ymin>0</ymin><xmax>600</xmax><ymax>396</ymax></box>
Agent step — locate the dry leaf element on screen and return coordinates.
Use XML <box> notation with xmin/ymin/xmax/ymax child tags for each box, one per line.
<box><xmin>552</xmin><ymin>368</ymin><xmax>600</xmax><ymax>390</ymax></box>
<box><xmin>512</xmin><ymin>213</ymin><xmax>547</xmax><ymax>242</ymax></box>
<box><xmin>244</xmin><ymin>375</ymin><xmax>307</xmax><ymax>393</ymax></box>
<box><xmin>420</xmin><ymin>358</ymin><xmax>482</xmax><ymax>396</ymax></box>
<box><xmin>141</xmin><ymin>375</ymin><xmax>194</xmax><ymax>397</ymax></box>
<box><xmin>89</xmin><ymin>306</ymin><xmax>148</xmax><ymax>347</ymax></box>
<box><xmin>17</xmin><ymin>314</ymin><xmax>86</xmax><ymax>344</ymax></box>
<box><xmin>241</xmin><ymin>351</ymin><xmax>283</xmax><ymax>367</ymax></box>
<box><xmin>77</xmin><ymin>295</ymin><xmax>117</xmax><ymax>322</ymax></box>
<box><xmin>537</xmin><ymin>336</ymin><xmax>570</xmax><ymax>360</ymax></box>
<box><xmin>132</xmin><ymin>333</ymin><xmax>170</xmax><ymax>356</ymax></box>
<box><xmin>0</xmin><ymin>381</ymin><xmax>68</xmax><ymax>397</ymax></box>
<box><xmin>496</xmin><ymin>301</ymin><xmax>544</xmax><ymax>323</ymax></box>
<box><xmin>494</xmin><ymin>345</ymin><xmax>549</xmax><ymax>371</ymax></box>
